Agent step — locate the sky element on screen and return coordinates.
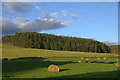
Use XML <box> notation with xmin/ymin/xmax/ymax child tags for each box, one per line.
<box><xmin>1</xmin><ymin>2</ymin><xmax>118</xmax><ymax>45</ymax></box>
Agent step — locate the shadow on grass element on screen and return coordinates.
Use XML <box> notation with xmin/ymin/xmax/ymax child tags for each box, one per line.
<box><xmin>60</xmin><ymin>69</ymin><xmax>71</xmax><ymax>72</ymax></box>
<box><xmin>2</xmin><ymin>57</ymin><xmax>76</xmax><ymax>73</ymax></box>
<box><xmin>106</xmin><ymin>62</ymin><xmax>116</xmax><ymax>64</ymax></box>
<box><xmin>2</xmin><ymin>71</ymin><xmax>119</xmax><ymax>79</ymax></box>
<box><xmin>48</xmin><ymin>70</ymin><xmax>119</xmax><ymax>78</ymax></box>
<box><xmin>90</xmin><ymin>61</ymin><xmax>116</xmax><ymax>64</ymax></box>
<box><xmin>10</xmin><ymin>57</ymin><xmax>43</xmax><ymax>60</ymax></box>
<box><xmin>2</xmin><ymin>57</ymin><xmax>119</xmax><ymax>79</ymax></box>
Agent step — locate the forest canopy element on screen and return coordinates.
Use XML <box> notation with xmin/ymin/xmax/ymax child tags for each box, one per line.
<box><xmin>2</xmin><ymin>32</ymin><xmax>111</xmax><ymax>53</ymax></box>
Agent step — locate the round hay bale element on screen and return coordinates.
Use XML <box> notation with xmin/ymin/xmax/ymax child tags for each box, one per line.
<box><xmin>114</xmin><ymin>62</ymin><xmax>120</xmax><ymax>68</ymax></box>
<box><xmin>81</xmin><ymin>57</ymin><xmax>84</xmax><ymax>59</ymax></box>
<box><xmin>48</xmin><ymin>65</ymin><xmax>59</xmax><ymax>72</ymax></box>
<box><xmin>78</xmin><ymin>61</ymin><xmax>82</xmax><ymax>63</ymax></box>
<box><xmin>86</xmin><ymin>58</ymin><xmax>89</xmax><ymax>61</ymax></box>
<box><xmin>103</xmin><ymin>57</ymin><xmax>106</xmax><ymax>59</ymax></box>
<box><xmin>97</xmin><ymin>58</ymin><xmax>101</xmax><ymax>60</ymax></box>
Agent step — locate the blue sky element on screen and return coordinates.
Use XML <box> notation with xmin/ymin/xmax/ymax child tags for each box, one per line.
<box><xmin>2</xmin><ymin>2</ymin><xmax>118</xmax><ymax>44</ymax></box>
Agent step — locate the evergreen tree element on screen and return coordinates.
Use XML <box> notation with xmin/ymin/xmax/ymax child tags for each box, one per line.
<box><xmin>2</xmin><ymin>32</ymin><xmax>111</xmax><ymax>53</ymax></box>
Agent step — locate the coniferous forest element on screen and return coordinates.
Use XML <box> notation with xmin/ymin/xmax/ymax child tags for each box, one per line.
<box><xmin>2</xmin><ymin>32</ymin><xmax>111</xmax><ymax>53</ymax></box>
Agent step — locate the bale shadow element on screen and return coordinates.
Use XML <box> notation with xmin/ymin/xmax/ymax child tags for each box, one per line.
<box><xmin>90</xmin><ymin>61</ymin><xmax>105</xmax><ymax>63</ymax></box>
<box><xmin>2</xmin><ymin>75</ymin><xmax>13</xmax><ymax>78</ymax></box>
<box><xmin>106</xmin><ymin>62</ymin><xmax>116</xmax><ymax>64</ymax></box>
<box><xmin>60</xmin><ymin>69</ymin><xmax>71</xmax><ymax>72</ymax></box>
<box><xmin>90</xmin><ymin>61</ymin><xmax>116</xmax><ymax>64</ymax></box>
<box><xmin>10</xmin><ymin>57</ymin><xmax>43</xmax><ymax>60</ymax></box>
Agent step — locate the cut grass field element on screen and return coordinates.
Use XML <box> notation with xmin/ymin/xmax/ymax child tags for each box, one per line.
<box><xmin>2</xmin><ymin>44</ymin><xmax>119</xmax><ymax>78</ymax></box>
<box><xmin>2</xmin><ymin>44</ymin><xmax>118</xmax><ymax>59</ymax></box>
<box><xmin>2</xmin><ymin>57</ymin><xmax>119</xmax><ymax>78</ymax></box>
<box><xmin>109</xmin><ymin>45</ymin><xmax>119</xmax><ymax>54</ymax></box>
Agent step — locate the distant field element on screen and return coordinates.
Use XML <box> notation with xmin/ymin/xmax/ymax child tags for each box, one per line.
<box><xmin>109</xmin><ymin>45</ymin><xmax>119</xmax><ymax>54</ymax></box>
<box><xmin>2</xmin><ymin>44</ymin><xmax>118</xmax><ymax>59</ymax></box>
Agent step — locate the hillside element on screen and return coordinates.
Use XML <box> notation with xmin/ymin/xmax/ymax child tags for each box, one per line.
<box><xmin>2</xmin><ymin>44</ymin><xmax>118</xmax><ymax>59</ymax></box>
<box><xmin>2</xmin><ymin>32</ymin><xmax>111</xmax><ymax>53</ymax></box>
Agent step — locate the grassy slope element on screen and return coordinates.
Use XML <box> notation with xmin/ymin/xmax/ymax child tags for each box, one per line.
<box><xmin>3</xmin><ymin>57</ymin><xmax>118</xmax><ymax>78</ymax></box>
<box><xmin>2</xmin><ymin>44</ymin><xmax>118</xmax><ymax>59</ymax></box>
<box><xmin>2</xmin><ymin>44</ymin><xmax>119</xmax><ymax>78</ymax></box>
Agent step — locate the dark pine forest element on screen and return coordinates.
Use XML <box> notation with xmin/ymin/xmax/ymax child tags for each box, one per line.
<box><xmin>2</xmin><ymin>32</ymin><xmax>111</xmax><ymax>53</ymax></box>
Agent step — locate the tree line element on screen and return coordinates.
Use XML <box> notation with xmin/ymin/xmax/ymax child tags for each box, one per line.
<box><xmin>2</xmin><ymin>32</ymin><xmax>111</xmax><ymax>53</ymax></box>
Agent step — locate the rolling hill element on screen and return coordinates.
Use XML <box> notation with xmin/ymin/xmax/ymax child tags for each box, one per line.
<box><xmin>2</xmin><ymin>32</ymin><xmax>111</xmax><ymax>53</ymax></box>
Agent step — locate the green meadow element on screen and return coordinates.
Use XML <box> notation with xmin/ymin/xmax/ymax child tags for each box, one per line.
<box><xmin>2</xmin><ymin>44</ymin><xmax>119</xmax><ymax>78</ymax></box>
<box><xmin>2</xmin><ymin>44</ymin><xmax>118</xmax><ymax>59</ymax></box>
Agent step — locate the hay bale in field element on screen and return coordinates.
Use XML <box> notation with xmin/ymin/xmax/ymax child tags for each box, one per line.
<box><xmin>48</xmin><ymin>65</ymin><xmax>59</xmax><ymax>72</ymax></box>
<box><xmin>81</xmin><ymin>57</ymin><xmax>84</xmax><ymax>59</ymax></box>
<box><xmin>86</xmin><ymin>58</ymin><xmax>89</xmax><ymax>61</ymax></box>
<box><xmin>85</xmin><ymin>58</ymin><xmax>89</xmax><ymax>63</ymax></box>
<box><xmin>103</xmin><ymin>57</ymin><xmax>106</xmax><ymax>59</ymax></box>
<box><xmin>78</xmin><ymin>61</ymin><xmax>82</xmax><ymax>63</ymax></box>
<box><xmin>97</xmin><ymin>58</ymin><xmax>101</xmax><ymax>60</ymax></box>
<box><xmin>114</xmin><ymin>62</ymin><xmax>120</xmax><ymax>68</ymax></box>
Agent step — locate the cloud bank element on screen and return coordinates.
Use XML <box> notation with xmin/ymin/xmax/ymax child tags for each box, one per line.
<box><xmin>2</xmin><ymin>2</ymin><xmax>77</xmax><ymax>34</ymax></box>
<box><xmin>2</xmin><ymin>18</ymin><xmax>65</xmax><ymax>34</ymax></box>
<box><xmin>4</xmin><ymin>2</ymin><xmax>33</xmax><ymax>13</ymax></box>
<box><xmin>101</xmin><ymin>41</ymin><xmax>118</xmax><ymax>45</ymax></box>
<box><xmin>62</xmin><ymin>10</ymin><xmax>77</xmax><ymax>19</ymax></box>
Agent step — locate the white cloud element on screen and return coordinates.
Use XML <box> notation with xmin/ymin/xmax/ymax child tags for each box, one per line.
<box><xmin>48</xmin><ymin>12</ymin><xmax>59</xmax><ymax>18</ymax></box>
<box><xmin>4</xmin><ymin>2</ymin><xmax>33</xmax><ymax>13</ymax></box>
<box><xmin>2</xmin><ymin>17</ymin><xmax>66</xmax><ymax>34</ymax></box>
<box><xmin>2</xmin><ymin>3</ymin><xmax>78</xmax><ymax>34</ymax></box>
<box><xmin>101</xmin><ymin>41</ymin><xmax>118</xmax><ymax>45</ymax></box>
<box><xmin>2</xmin><ymin>18</ymin><xmax>22</xmax><ymax>34</ymax></box>
<box><xmin>62</xmin><ymin>10</ymin><xmax>77</xmax><ymax>19</ymax></box>
<box><xmin>64</xmin><ymin>20</ymin><xmax>72</xmax><ymax>25</ymax></box>
<box><xmin>43</xmin><ymin>12</ymin><xmax>59</xmax><ymax>18</ymax></box>
<box><xmin>15</xmin><ymin>16</ymin><xmax>29</xmax><ymax>23</ymax></box>
<box><xmin>35</xmin><ymin>6</ymin><xmax>40</xmax><ymax>9</ymax></box>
